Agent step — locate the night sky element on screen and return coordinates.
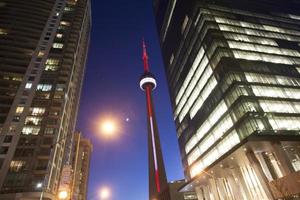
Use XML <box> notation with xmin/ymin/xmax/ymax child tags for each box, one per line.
<box><xmin>76</xmin><ymin>0</ymin><xmax>184</xmax><ymax>199</ymax></box>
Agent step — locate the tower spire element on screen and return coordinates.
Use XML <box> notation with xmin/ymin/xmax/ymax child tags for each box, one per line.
<box><xmin>142</xmin><ymin>39</ymin><xmax>150</xmax><ymax>72</ymax></box>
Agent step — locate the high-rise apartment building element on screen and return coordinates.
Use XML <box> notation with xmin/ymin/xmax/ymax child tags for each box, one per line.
<box><xmin>154</xmin><ymin>0</ymin><xmax>300</xmax><ymax>199</ymax></box>
<box><xmin>71</xmin><ymin>132</ymin><xmax>92</xmax><ymax>200</ymax></box>
<box><xmin>0</xmin><ymin>0</ymin><xmax>91</xmax><ymax>199</ymax></box>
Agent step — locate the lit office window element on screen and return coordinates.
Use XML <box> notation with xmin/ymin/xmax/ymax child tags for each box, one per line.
<box><xmin>245</xmin><ymin>73</ymin><xmax>300</xmax><ymax>87</ymax></box>
<box><xmin>16</xmin><ymin>107</ymin><xmax>24</xmax><ymax>114</ymax></box>
<box><xmin>0</xmin><ymin>28</ymin><xmax>7</xmax><ymax>35</ymax></box>
<box><xmin>60</xmin><ymin>21</ymin><xmax>71</xmax><ymax>26</ymax></box>
<box><xmin>9</xmin><ymin>160</ymin><xmax>26</xmax><ymax>172</ymax></box>
<box><xmin>25</xmin><ymin>116</ymin><xmax>42</xmax><ymax>125</ymax></box>
<box><xmin>22</xmin><ymin>126</ymin><xmax>40</xmax><ymax>135</ymax></box>
<box><xmin>37</xmin><ymin>84</ymin><xmax>52</xmax><ymax>91</ymax></box>
<box><xmin>176</xmin><ymin>47</ymin><xmax>205</xmax><ymax>104</ymax></box>
<box><xmin>189</xmin><ymin>130</ymin><xmax>240</xmax><ymax>178</ymax></box>
<box><xmin>45</xmin><ymin>59</ymin><xmax>59</xmax><ymax>71</ymax></box>
<box><xmin>252</xmin><ymin>85</ymin><xmax>300</xmax><ymax>99</ymax></box>
<box><xmin>25</xmin><ymin>83</ymin><xmax>32</xmax><ymax>89</ymax></box>
<box><xmin>30</xmin><ymin>107</ymin><xmax>46</xmax><ymax>116</ymax></box>
<box><xmin>181</xmin><ymin>15</ymin><xmax>189</xmax><ymax>34</ymax></box>
<box><xmin>228</xmin><ymin>41</ymin><xmax>300</xmax><ymax>57</ymax></box>
<box><xmin>268</xmin><ymin>116</ymin><xmax>300</xmax><ymax>130</ymax></box>
<box><xmin>52</xmin><ymin>43</ymin><xmax>64</xmax><ymax>49</ymax></box>
<box><xmin>46</xmin><ymin>59</ymin><xmax>59</xmax><ymax>65</ymax></box>
<box><xmin>259</xmin><ymin>100</ymin><xmax>300</xmax><ymax>114</ymax></box>
<box><xmin>189</xmin><ymin>76</ymin><xmax>218</xmax><ymax>119</ymax></box>
<box><xmin>56</xmin><ymin>33</ymin><xmax>63</xmax><ymax>38</ymax></box>
<box><xmin>233</xmin><ymin>50</ymin><xmax>300</xmax><ymax>65</ymax></box>
<box><xmin>185</xmin><ymin>100</ymin><xmax>228</xmax><ymax>154</ymax></box>
<box><xmin>224</xmin><ymin>33</ymin><xmax>278</xmax><ymax>46</ymax></box>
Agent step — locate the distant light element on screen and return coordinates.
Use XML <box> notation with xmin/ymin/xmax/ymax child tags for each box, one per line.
<box><xmin>99</xmin><ymin>187</ymin><xmax>111</xmax><ymax>199</ymax></box>
<box><xmin>125</xmin><ymin>118</ymin><xmax>130</xmax><ymax>122</ymax></box>
<box><xmin>58</xmin><ymin>191</ymin><xmax>68</xmax><ymax>199</ymax></box>
<box><xmin>36</xmin><ymin>183</ymin><xmax>42</xmax><ymax>188</ymax></box>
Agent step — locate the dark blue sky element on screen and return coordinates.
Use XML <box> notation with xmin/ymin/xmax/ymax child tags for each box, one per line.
<box><xmin>76</xmin><ymin>0</ymin><xmax>183</xmax><ymax>199</ymax></box>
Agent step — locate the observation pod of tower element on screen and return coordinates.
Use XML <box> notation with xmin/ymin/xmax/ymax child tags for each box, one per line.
<box><xmin>139</xmin><ymin>40</ymin><xmax>170</xmax><ymax>200</ymax></box>
<box><xmin>139</xmin><ymin>72</ymin><xmax>157</xmax><ymax>91</ymax></box>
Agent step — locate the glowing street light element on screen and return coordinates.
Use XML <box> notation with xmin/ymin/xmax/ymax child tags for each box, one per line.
<box><xmin>100</xmin><ymin>120</ymin><xmax>116</xmax><ymax>135</ymax></box>
<box><xmin>99</xmin><ymin>187</ymin><xmax>111</xmax><ymax>200</ymax></box>
<box><xmin>96</xmin><ymin>116</ymin><xmax>121</xmax><ymax>140</ymax></box>
<box><xmin>58</xmin><ymin>190</ymin><xmax>69</xmax><ymax>199</ymax></box>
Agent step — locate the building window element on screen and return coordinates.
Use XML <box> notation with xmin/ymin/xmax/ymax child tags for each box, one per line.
<box><xmin>0</xmin><ymin>146</ymin><xmax>9</xmax><ymax>154</ymax></box>
<box><xmin>16</xmin><ymin>107</ymin><xmax>24</xmax><ymax>114</ymax></box>
<box><xmin>45</xmin><ymin>59</ymin><xmax>59</xmax><ymax>71</ymax></box>
<box><xmin>46</xmin><ymin>59</ymin><xmax>59</xmax><ymax>65</ymax></box>
<box><xmin>52</xmin><ymin>43</ymin><xmax>64</xmax><ymax>49</ymax></box>
<box><xmin>181</xmin><ymin>15</ymin><xmax>189</xmax><ymax>34</ymax></box>
<box><xmin>56</xmin><ymin>84</ymin><xmax>65</xmax><ymax>91</ymax></box>
<box><xmin>60</xmin><ymin>21</ymin><xmax>71</xmax><ymax>26</ymax></box>
<box><xmin>56</xmin><ymin>33</ymin><xmax>63</xmax><ymax>38</ymax></box>
<box><xmin>0</xmin><ymin>28</ymin><xmax>8</xmax><ymax>35</ymax></box>
<box><xmin>9</xmin><ymin>160</ymin><xmax>26</xmax><ymax>172</ymax></box>
<box><xmin>25</xmin><ymin>83</ymin><xmax>32</xmax><ymax>89</ymax></box>
<box><xmin>25</xmin><ymin>116</ymin><xmax>42</xmax><ymax>126</ymax></box>
<box><xmin>44</xmin><ymin>128</ymin><xmax>55</xmax><ymax>135</ymax></box>
<box><xmin>30</xmin><ymin>107</ymin><xmax>46</xmax><ymax>116</ymax></box>
<box><xmin>37</xmin><ymin>84</ymin><xmax>52</xmax><ymax>91</ymax></box>
<box><xmin>22</xmin><ymin>126</ymin><xmax>40</xmax><ymax>135</ymax></box>
<box><xmin>4</xmin><ymin>136</ymin><xmax>13</xmax><ymax>143</ymax></box>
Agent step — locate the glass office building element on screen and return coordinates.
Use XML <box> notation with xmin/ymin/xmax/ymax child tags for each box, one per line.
<box><xmin>154</xmin><ymin>0</ymin><xmax>300</xmax><ymax>199</ymax></box>
<box><xmin>0</xmin><ymin>0</ymin><xmax>91</xmax><ymax>199</ymax></box>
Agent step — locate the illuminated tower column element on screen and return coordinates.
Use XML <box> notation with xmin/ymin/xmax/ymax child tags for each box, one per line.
<box><xmin>139</xmin><ymin>41</ymin><xmax>169</xmax><ymax>200</ymax></box>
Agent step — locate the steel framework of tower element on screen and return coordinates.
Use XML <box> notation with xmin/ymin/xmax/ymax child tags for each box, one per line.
<box><xmin>139</xmin><ymin>41</ymin><xmax>169</xmax><ymax>200</ymax></box>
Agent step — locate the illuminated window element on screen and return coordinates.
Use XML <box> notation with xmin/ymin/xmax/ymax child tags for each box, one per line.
<box><xmin>38</xmin><ymin>51</ymin><xmax>45</xmax><ymax>57</ymax></box>
<box><xmin>0</xmin><ymin>28</ymin><xmax>7</xmax><ymax>35</ymax></box>
<box><xmin>52</xmin><ymin>43</ymin><xmax>64</xmax><ymax>49</ymax></box>
<box><xmin>37</xmin><ymin>84</ymin><xmax>52</xmax><ymax>91</ymax></box>
<box><xmin>16</xmin><ymin>107</ymin><xmax>24</xmax><ymax>114</ymax></box>
<box><xmin>64</xmin><ymin>7</ymin><xmax>73</xmax><ymax>11</ymax></box>
<box><xmin>46</xmin><ymin>59</ymin><xmax>59</xmax><ymax>65</ymax></box>
<box><xmin>25</xmin><ymin>116</ymin><xmax>42</xmax><ymax>125</ymax></box>
<box><xmin>30</xmin><ymin>107</ymin><xmax>45</xmax><ymax>116</ymax></box>
<box><xmin>169</xmin><ymin>54</ymin><xmax>174</xmax><ymax>65</ymax></box>
<box><xmin>189</xmin><ymin>130</ymin><xmax>240</xmax><ymax>178</ymax></box>
<box><xmin>9</xmin><ymin>160</ymin><xmax>26</xmax><ymax>172</ymax></box>
<box><xmin>25</xmin><ymin>83</ymin><xmax>32</xmax><ymax>89</ymax></box>
<box><xmin>60</xmin><ymin>21</ymin><xmax>71</xmax><ymax>26</ymax></box>
<box><xmin>22</xmin><ymin>126</ymin><xmax>40</xmax><ymax>135</ymax></box>
<box><xmin>56</xmin><ymin>33</ymin><xmax>63</xmax><ymax>38</ymax></box>
<box><xmin>45</xmin><ymin>59</ymin><xmax>59</xmax><ymax>71</ymax></box>
<box><xmin>181</xmin><ymin>15</ymin><xmax>189</xmax><ymax>34</ymax></box>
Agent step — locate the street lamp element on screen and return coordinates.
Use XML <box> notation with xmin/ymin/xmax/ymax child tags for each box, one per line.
<box><xmin>97</xmin><ymin>117</ymin><xmax>120</xmax><ymax>139</ymax></box>
<box><xmin>99</xmin><ymin>187</ymin><xmax>111</xmax><ymax>200</ymax></box>
<box><xmin>100</xmin><ymin>120</ymin><xmax>116</xmax><ymax>135</ymax></box>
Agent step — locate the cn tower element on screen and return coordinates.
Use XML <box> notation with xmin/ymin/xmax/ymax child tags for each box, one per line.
<box><xmin>139</xmin><ymin>40</ymin><xmax>169</xmax><ymax>200</ymax></box>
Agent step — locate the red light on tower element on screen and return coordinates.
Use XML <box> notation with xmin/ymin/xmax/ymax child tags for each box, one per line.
<box><xmin>139</xmin><ymin>40</ymin><xmax>169</xmax><ymax>200</ymax></box>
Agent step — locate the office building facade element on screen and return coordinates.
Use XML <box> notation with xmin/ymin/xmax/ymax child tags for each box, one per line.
<box><xmin>0</xmin><ymin>0</ymin><xmax>91</xmax><ymax>199</ymax></box>
<box><xmin>154</xmin><ymin>0</ymin><xmax>300</xmax><ymax>199</ymax></box>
